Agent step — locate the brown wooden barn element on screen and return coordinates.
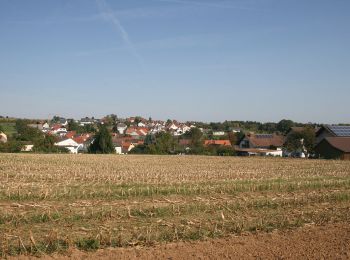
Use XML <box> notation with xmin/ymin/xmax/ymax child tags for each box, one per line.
<box><xmin>315</xmin><ymin>137</ymin><xmax>350</xmax><ymax>160</ymax></box>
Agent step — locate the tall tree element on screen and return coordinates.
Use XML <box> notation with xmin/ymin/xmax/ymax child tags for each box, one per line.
<box><xmin>185</xmin><ymin>127</ymin><xmax>204</xmax><ymax>154</ymax></box>
<box><xmin>88</xmin><ymin>125</ymin><xmax>115</xmax><ymax>154</ymax></box>
<box><xmin>277</xmin><ymin>119</ymin><xmax>294</xmax><ymax>134</ymax></box>
<box><xmin>284</xmin><ymin>126</ymin><xmax>315</xmax><ymax>157</ymax></box>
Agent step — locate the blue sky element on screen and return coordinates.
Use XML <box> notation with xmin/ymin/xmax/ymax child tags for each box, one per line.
<box><xmin>0</xmin><ymin>0</ymin><xmax>349</xmax><ymax>123</ymax></box>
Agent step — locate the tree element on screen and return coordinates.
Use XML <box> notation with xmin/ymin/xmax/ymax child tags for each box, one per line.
<box><xmin>15</xmin><ymin>119</ymin><xmax>42</xmax><ymax>142</ymax></box>
<box><xmin>88</xmin><ymin>125</ymin><xmax>115</xmax><ymax>154</ymax></box>
<box><xmin>284</xmin><ymin>132</ymin><xmax>303</xmax><ymax>153</ymax></box>
<box><xmin>185</xmin><ymin>128</ymin><xmax>204</xmax><ymax>154</ymax></box>
<box><xmin>67</xmin><ymin>120</ymin><xmax>80</xmax><ymax>132</ymax></box>
<box><xmin>235</xmin><ymin>131</ymin><xmax>245</xmax><ymax>144</ymax></box>
<box><xmin>301</xmin><ymin>126</ymin><xmax>316</xmax><ymax>155</ymax></box>
<box><xmin>134</xmin><ymin>116</ymin><xmax>142</xmax><ymax>125</ymax></box>
<box><xmin>277</xmin><ymin>119</ymin><xmax>294</xmax><ymax>134</ymax></box>
<box><xmin>33</xmin><ymin>135</ymin><xmax>69</xmax><ymax>153</ymax></box>
<box><xmin>144</xmin><ymin>134</ymin><xmax>156</xmax><ymax>145</ymax></box>
<box><xmin>51</xmin><ymin>116</ymin><xmax>61</xmax><ymax>123</ymax></box>
<box><xmin>284</xmin><ymin>126</ymin><xmax>315</xmax><ymax>157</ymax></box>
<box><xmin>0</xmin><ymin>141</ymin><xmax>23</xmax><ymax>153</ymax></box>
<box><xmin>154</xmin><ymin>132</ymin><xmax>176</xmax><ymax>154</ymax></box>
<box><xmin>104</xmin><ymin>114</ymin><xmax>118</xmax><ymax>126</ymax></box>
<box><xmin>227</xmin><ymin>132</ymin><xmax>237</xmax><ymax>145</ymax></box>
<box><xmin>216</xmin><ymin>145</ymin><xmax>235</xmax><ymax>156</ymax></box>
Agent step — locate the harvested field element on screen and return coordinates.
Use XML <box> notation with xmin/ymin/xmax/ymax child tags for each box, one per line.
<box><xmin>0</xmin><ymin>154</ymin><xmax>350</xmax><ymax>257</ymax></box>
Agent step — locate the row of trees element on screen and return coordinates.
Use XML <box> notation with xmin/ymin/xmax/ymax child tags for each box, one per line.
<box><xmin>130</xmin><ymin>128</ymin><xmax>235</xmax><ymax>156</ymax></box>
<box><xmin>194</xmin><ymin>119</ymin><xmax>317</xmax><ymax>135</ymax></box>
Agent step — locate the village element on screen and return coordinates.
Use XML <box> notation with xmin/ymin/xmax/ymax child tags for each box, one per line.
<box><xmin>1</xmin><ymin>115</ymin><xmax>349</xmax><ymax>160</ymax></box>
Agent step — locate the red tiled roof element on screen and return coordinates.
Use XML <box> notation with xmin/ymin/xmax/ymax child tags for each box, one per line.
<box><xmin>72</xmin><ymin>133</ymin><xmax>92</xmax><ymax>144</ymax></box>
<box><xmin>246</xmin><ymin>134</ymin><xmax>284</xmax><ymax>148</ymax></box>
<box><xmin>204</xmin><ymin>140</ymin><xmax>232</xmax><ymax>146</ymax></box>
<box><xmin>65</xmin><ymin>131</ymin><xmax>76</xmax><ymax>139</ymax></box>
<box><xmin>51</xmin><ymin>124</ymin><xmax>64</xmax><ymax>131</ymax></box>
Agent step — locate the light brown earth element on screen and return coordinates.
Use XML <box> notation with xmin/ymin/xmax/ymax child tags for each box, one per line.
<box><xmin>12</xmin><ymin>222</ymin><xmax>350</xmax><ymax>260</ymax></box>
<box><xmin>2</xmin><ymin>154</ymin><xmax>350</xmax><ymax>258</ymax></box>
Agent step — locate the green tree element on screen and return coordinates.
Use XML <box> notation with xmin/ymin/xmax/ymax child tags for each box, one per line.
<box><xmin>284</xmin><ymin>132</ymin><xmax>302</xmax><ymax>152</ymax></box>
<box><xmin>227</xmin><ymin>132</ymin><xmax>237</xmax><ymax>145</ymax></box>
<box><xmin>185</xmin><ymin>128</ymin><xmax>204</xmax><ymax>154</ymax></box>
<box><xmin>277</xmin><ymin>119</ymin><xmax>294</xmax><ymax>134</ymax></box>
<box><xmin>216</xmin><ymin>145</ymin><xmax>235</xmax><ymax>156</ymax></box>
<box><xmin>88</xmin><ymin>125</ymin><xmax>115</xmax><ymax>154</ymax></box>
<box><xmin>154</xmin><ymin>132</ymin><xmax>176</xmax><ymax>154</ymax></box>
<box><xmin>15</xmin><ymin>119</ymin><xmax>42</xmax><ymax>142</ymax></box>
<box><xmin>134</xmin><ymin>116</ymin><xmax>142</xmax><ymax>125</ymax></box>
<box><xmin>67</xmin><ymin>120</ymin><xmax>80</xmax><ymax>132</ymax></box>
<box><xmin>235</xmin><ymin>131</ymin><xmax>245</xmax><ymax>144</ymax></box>
<box><xmin>51</xmin><ymin>116</ymin><xmax>61</xmax><ymax>123</ymax></box>
<box><xmin>0</xmin><ymin>140</ymin><xmax>23</xmax><ymax>153</ymax></box>
<box><xmin>144</xmin><ymin>134</ymin><xmax>156</xmax><ymax>145</ymax></box>
<box><xmin>33</xmin><ymin>135</ymin><xmax>69</xmax><ymax>153</ymax></box>
<box><xmin>284</xmin><ymin>126</ymin><xmax>315</xmax><ymax>157</ymax></box>
<box><xmin>301</xmin><ymin>126</ymin><xmax>316</xmax><ymax>155</ymax></box>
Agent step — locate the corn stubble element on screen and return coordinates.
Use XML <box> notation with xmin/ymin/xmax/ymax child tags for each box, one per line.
<box><xmin>0</xmin><ymin>154</ymin><xmax>350</xmax><ymax>256</ymax></box>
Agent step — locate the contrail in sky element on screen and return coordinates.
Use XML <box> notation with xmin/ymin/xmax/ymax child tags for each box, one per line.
<box><xmin>155</xmin><ymin>0</ymin><xmax>252</xmax><ymax>10</ymax></box>
<box><xmin>95</xmin><ymin>0</ymin><xmax>144</xmax><ymax>66</ymax></box>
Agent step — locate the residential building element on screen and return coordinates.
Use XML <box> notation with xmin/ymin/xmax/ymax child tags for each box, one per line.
<box><xmin>0</xmin><ymin>132</ymin><xmax>7</xmax><ymax>143</ymax></box>
<box><xmin>316</xmin><ymin>125</ymin><xmax>350</xmax><ymax>144</ymax></box>
<box><xmin>55</xmin><ymin>138</ymin><xmax>82</xmax><ymax>154</ymax></box>
<box><xmin>116</xmin><ymin>123</ymin><xmax>127</xmax><ymax>134</ymax></box>
<box><xmin>213</xmin><ymin>131</ymin><xmax>226</xmax><ymax>136</ymax></box>
<box><xmin>239</xmin><ymin>133</ymin><xmax>285</xmax><ymax>149</ymax></box>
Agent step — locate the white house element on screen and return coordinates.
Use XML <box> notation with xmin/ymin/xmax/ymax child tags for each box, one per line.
<box><xmin>116</xmin><ymin>123</ymin><xmax>127</xmax><ymax>134</ymax></box>
<box><xmin>213</xmin><ymin>131</ymin><xmax>225</xmax><ymax>136</ymax></box>
<box><xmin>264</xmin><ymin>148</ymin><xmax>283</xmax><ymax>157</ymax></box>
<box><xmin>53</xmin><ymin>127</ymin><xmax>67</xmax><ymax>136</ymax></box>
<box><xmin>0</xmin><ymin>132</ymin><xmax>7</xmax><ymax>143</ymax></box>
<box><xmin>21</xmin><ymin>145</ymin><xmax>34</xmax><ymax>152</ymax></box>
<box><xmin>58</xmin><ymin>118</ymin><xmax>68</xmax><ymax>126</ymax></box>
<box><xmin>137</xmin><ymin>122</ymin><xmax>146</xmax><ymax>127</ymax></box>
<box><xmin>115</xmin><ymin>146</ymin><xmax>122</xmax><ymax>154</ymax></box>
<box><xmin>42</xmin><ymin>122</ymin><xmax>50</xmax><ymax>133</ymax></box>
<box><xmin>80</xmin><ymin>117</ymin><xmax>94</xmax><ymax>126</ymax></box>
<box><xmin>167</xmin><ymin>123</ymin><xmax>179</xmax><ymax>131</ymax></box>
<box><xmin>235</xmin><ymin>147</ymin><xmax>283</xmax><ymax>157</ymax></box>
<box><xmin>55</xmin><ymin>138</ymin><xmax>82</xmax><ymax>154</ymax></box>
<box><xmin>231</xmin><ymin>128</ymin><xmax>242</xmax><ymax>133</ymax></box>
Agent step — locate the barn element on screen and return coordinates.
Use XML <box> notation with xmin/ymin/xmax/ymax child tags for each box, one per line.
<box><xmin>315</xmin><ymin>137</ymin><xmax>350</xmax><ymax>160</ymax></box>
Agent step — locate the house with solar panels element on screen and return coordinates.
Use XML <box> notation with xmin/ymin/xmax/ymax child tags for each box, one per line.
<box><xmin>315</xmin><ymin>125</ymin><xmax>350</xmax><ymax>144</ymax></box>
<box><xmin>314</xmin><ymin>125</ymin><xmax>350</xmax><ymax>160</ymax></box>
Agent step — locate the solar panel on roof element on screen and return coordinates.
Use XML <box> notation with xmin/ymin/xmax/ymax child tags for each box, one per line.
<box><xmin>328</xmin><ymin>125</ymin><xmax>350</xmax><ymax>137</ymax></box>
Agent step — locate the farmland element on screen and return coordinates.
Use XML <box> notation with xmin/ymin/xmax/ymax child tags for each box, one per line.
<box><xmin>0</xmin><ymin>154</ymin><xmax>350</xmax><ymax>257</ymax></box>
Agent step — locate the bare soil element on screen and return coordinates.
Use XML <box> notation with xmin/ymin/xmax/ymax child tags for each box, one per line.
<box><xmin>14</xmin><ymin>222</ymin><xmax>350</xmax><ymax>259</ymax></box>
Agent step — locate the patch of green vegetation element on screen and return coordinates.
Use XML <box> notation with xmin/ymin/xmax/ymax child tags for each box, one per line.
<box><xmin>75</xmin><ymin>238</ymin><xmax>100</xmax><ymax>251</ymax></box>
<box><xmin>0</xmin><ymin>122</ymin><xmax>16</xmax><ymax>136</ymax></box>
